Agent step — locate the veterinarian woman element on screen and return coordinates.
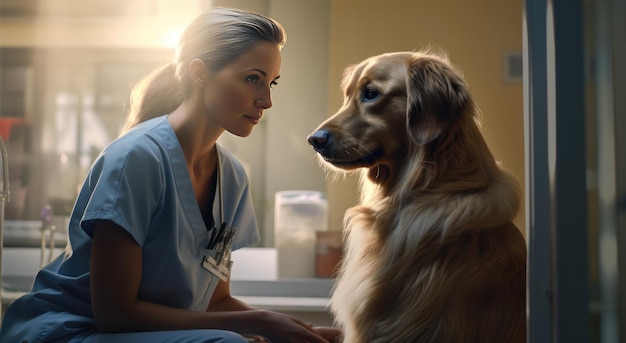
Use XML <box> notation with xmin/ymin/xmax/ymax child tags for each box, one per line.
<box><xmin>0</xmin><ymin>7</ymin><xmax>340</xmax><ymax>343</ymax></box>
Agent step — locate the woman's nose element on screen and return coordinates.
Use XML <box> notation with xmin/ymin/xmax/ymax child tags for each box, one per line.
<box><xmin>255</xmin><ymin>89</ymin><xmax>273</xmax><ymax>109</ymax></box>
<box><xmin>256</xmin><ymin>98</ymin><xmax>272</xmax><ymax>109</ymax></box>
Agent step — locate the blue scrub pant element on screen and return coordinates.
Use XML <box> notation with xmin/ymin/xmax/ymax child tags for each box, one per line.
<box><xmin>71</xmin><ymin>329</ymin><xmax>250</xmax><ymax>343</ymax></box>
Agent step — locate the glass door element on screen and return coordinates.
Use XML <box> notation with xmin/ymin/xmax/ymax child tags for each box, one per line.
<box><xmin>586</xmin><ymin>0</ymin><xmax>626</xmax><ymax>341</ymax></box>
<box><xmin>525</xmin><ymin>0</ymin><xmax>625</xmax><ymax>342</ymax></box>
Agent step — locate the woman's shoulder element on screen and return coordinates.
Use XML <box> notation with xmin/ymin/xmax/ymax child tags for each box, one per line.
<box><xmin>94</xmin><ymin>116</ymin><xmax>175</xmax><ymax>172</ymax></box>
<box><xmin>106</xmin><ymin>116</ymin><xmax>172</xmax><ymax>156</ymax></box>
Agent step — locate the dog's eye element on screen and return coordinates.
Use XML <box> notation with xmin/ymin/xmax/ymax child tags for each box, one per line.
<box><xmin>362</xmin><ymin>87</ymin><xmax>380</xmax><ymax>102</ymax></box>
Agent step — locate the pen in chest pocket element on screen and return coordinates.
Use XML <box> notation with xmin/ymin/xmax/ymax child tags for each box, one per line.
<box><xmin>208</xmin><ymin>223</ymin><xmax>237</xmax><ymax>250</ymax></box>
<box><xmin>208</xmin><ymin>222</ymin><xmax>226</xmax><ymax>249</ymax></box>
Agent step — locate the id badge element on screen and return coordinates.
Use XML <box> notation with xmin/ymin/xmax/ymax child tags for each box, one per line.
<box><xmin>203</xmin><ymin>247</ymin><xmax>233</xmax><ymax>281</ymax></box>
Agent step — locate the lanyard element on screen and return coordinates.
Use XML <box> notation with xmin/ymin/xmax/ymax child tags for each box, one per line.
<box><xmin>203</xmin><ymin>144</ymin><xmax>236</xmax><ymax>280</ymax></box>
<box><xmin>215</xmin><ymin>145</ymin><xmax>224</xmax><ymax>227</ymax></box>
<box><xmin>207</xmin><ymin>145</ymin><xmax>236</xmax><ymax>250</ymax></box>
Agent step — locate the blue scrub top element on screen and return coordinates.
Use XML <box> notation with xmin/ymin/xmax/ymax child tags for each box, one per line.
<box><xmin>0</xmin><ymin>115</ymin><xmax>260</xmax><ymax>342</ymax></box>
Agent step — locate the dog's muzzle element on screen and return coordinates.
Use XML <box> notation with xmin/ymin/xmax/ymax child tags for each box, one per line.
<box><xmin>307</xmin><ymin>129</ymin><xmax>382</xmax><ymax>167</ymax></box>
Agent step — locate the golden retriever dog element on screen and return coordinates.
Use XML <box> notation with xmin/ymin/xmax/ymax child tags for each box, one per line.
<box><xmin>307</xmin><ymin>50</ymin><xmax>526</xmax><ymax>343</ymax></box>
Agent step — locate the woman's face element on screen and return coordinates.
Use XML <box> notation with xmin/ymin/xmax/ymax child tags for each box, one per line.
<box><xmin>202</xmin><ymin>41</ymin><xmax>282</xmax><ymax>137</ymax></box>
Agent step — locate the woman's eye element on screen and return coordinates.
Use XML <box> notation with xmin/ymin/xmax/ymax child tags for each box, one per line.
<box><xmin>362</xmin><ymin>87</ymin><xmax>380</xmax><ymax>101</ymax></box>
<box><xmin>246</xmin><ymin>75</ymin><xmax>260</xmax><ymax>84</ymax></box>
<box><xmin>270</xmin><ymin>80</ymin><xmax>279</xmax><ymax>89</ymax></box>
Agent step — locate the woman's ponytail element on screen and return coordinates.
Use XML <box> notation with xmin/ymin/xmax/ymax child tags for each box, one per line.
<box><xmin>120</xmin><ymin>62</ymin><xmax>183</xmax><ymax>135</ymax></box>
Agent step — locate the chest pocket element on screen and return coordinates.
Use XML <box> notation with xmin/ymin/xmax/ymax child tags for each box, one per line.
<box><xmin>195</xmin><ymin>248</ymin><xmax>226</xmax><ymax>310</ymax></box>
<box><xmin>192</xmin><ymin>228</ymin><xmax>224</xmax><ymax>311</ymax></box>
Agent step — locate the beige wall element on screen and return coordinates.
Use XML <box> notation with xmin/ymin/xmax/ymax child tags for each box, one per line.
<box><xmin>325</xmin><ymin>0</ymin><xmax>526</xmax><ymax>232</ymax></box>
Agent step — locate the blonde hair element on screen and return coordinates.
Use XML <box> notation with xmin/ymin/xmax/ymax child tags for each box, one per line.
<box><xmin>121</xmin><ymin>7</ymin><xmax>287</xmax><ymax>134</ymax></box>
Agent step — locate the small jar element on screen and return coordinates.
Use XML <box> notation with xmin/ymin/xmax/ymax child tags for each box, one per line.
<box><xmin>315</xmin><ymin>230</ymin><xmax>343</xmax><ymax>278</ymax></box>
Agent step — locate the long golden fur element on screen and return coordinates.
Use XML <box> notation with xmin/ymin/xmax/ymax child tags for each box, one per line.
<box><xmin>307</xmin><ymin>50</ymin><xmax>526</xmax><ymax>343</ymax></box>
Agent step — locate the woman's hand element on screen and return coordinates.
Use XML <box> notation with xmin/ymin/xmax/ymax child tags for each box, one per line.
<box><xmin>243</xmin><ymin>334</ymin><xmax>268</xmax><ymax>342</ymax></box>
<box><xmin>313</xmin><ymin>326</ymin><xmax>343</xmax><ymax>343</ymax></box>
<box><xmin>244</xmin><ymin>310</ymin><xmax>329</xmax><ymax>343</ymax></box>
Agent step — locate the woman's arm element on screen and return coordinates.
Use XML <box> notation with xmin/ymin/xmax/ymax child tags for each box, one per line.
<box><xmin>91</xmin><ymin>219</ymin><xmax>215</xmax><ymax>332</ymax></box>
<box><xmin>90</xmin><ymin>220</ymin><xmax>330</xmax><ymax>342</ymax></box>
<box><xmin>208</xmin><ymin>279</ymin><xmax>254</xmax><ymax>312</ymax></box>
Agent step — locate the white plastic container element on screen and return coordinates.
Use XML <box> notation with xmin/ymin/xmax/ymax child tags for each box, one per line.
<box><xmin>274</xmin><ymin>191</ymin><xmax>328</xmax><ymax>278</ymax></box>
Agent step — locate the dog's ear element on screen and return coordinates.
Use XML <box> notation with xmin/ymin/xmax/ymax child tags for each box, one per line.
<box><xmin>340</xmin><ymin>63</ymin><xmax>360</xmax><ymax>99</ymax></box>
<box><xmin>406</xmin><ymin>57</ymin><xmax>470</xmax><ymax>145</ymax></box>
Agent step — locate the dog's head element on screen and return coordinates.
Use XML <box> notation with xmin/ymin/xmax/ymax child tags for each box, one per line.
<box><xmin>307</xmin><ymin>50</ymin><xmax>474</xmax><ymax>187</ymax></box>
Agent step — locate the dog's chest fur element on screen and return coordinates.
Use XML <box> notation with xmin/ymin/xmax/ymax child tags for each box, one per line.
<box><xmin>330</xmin><ymin>196</ymin><xmax>421</xmax><ymax>342</ymax></box>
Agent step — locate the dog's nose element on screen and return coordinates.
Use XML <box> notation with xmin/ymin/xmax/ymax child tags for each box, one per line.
<box><xmin>307</xmin><ymin>129</ymin><xmax>330</xmax><ymax>151</ymax></box>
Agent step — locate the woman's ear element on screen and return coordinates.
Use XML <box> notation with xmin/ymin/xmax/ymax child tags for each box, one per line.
<box><xmin>189</xmin><ymin>59</ymin><xmax>209</xmax><ymax>88</ymax></box>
